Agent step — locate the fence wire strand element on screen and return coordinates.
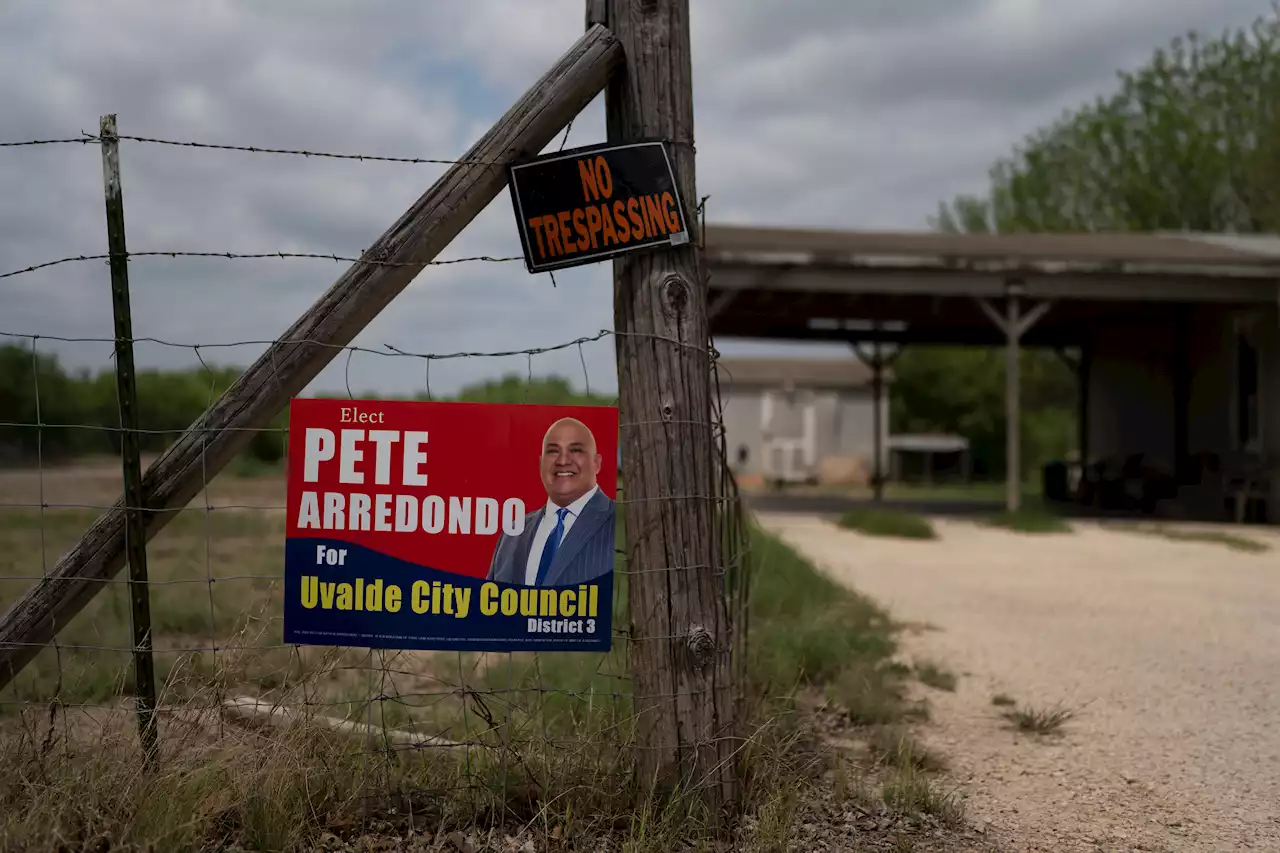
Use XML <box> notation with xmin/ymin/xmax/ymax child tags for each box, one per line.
<box><xmin>0</xmin><ymin>124</ymin><xmax>750</xmax><ymax>840</ymax></box>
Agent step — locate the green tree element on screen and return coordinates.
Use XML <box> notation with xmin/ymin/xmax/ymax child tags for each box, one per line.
<box><xmin>0</xmin><ymin>345</ymin><xmax>608</xmax><ymax>469</ymax></box>
<box><xmin>890</xmin><ymin>347</ymin><xmax>1075</xmax><ymax>481</ymax></box>
<box><xmin>450</xmin><ymin>374</ymin><xmax>613</xmax><ymax>407</ymax></box>
<box><xmin>932</xmin><ymin>5</ymin><xmax>1280</xmax><ymax>234</ymax></box>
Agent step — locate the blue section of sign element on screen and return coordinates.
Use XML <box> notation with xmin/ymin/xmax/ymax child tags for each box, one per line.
<box><xmin>284</xmin><ymin>538</ymin><xmax>613</xmax><ymax>652</ymax></box>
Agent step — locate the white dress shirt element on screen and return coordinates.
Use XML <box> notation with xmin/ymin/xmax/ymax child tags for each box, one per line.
<box><xmin>524</xmin><ymin>484</ymin><xmax>599</xmax><ymax>586</ymax></box>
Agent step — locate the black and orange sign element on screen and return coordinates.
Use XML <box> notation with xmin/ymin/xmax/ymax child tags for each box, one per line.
<box><xmin>507</xmin><ymin>141</ymin><xmax>689</xmax><ymax>273</ymax></box>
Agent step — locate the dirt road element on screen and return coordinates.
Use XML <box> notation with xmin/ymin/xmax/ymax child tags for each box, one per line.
<box><xmin>756</xmin><ymin>513</ymin><xmax>1280</xmax><ymax>852</ymax></box>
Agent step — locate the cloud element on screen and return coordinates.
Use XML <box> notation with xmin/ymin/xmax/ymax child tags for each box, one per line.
<box><xmin>0</xmin><ymin>0</ymin><xmax>1269</xmax><ymax>398</ymax></box>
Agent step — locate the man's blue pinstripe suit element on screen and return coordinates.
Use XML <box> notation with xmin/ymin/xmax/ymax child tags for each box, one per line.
<box><xmin>485</xmin><ymin>488</ymin><xmax>615</xmax><ymax>587</ymax></box>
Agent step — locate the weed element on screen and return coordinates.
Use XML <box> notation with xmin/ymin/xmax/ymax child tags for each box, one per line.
<box><xmin>1003</xmin><ymin>702</ymin><xmax>1075</xmax><ymax>735</ymax></box>
<box><xmin>1120</xmin><ymin>523</ymin><xmax>1270</xmax><ymax>554</ymax></box>
<box><xmin>880</xmin><ymin>746</ymin><xmax>965</xmax><ymax>828</ymax></box>
<box><xmin>837</xmin><ymin>507</ymin><xmax>937</xmax><ymax>541</ymax></box>
<box><xmin>913</xmin><ymin>660</ymin><xmax>957</xmax><ymax>692</ymax></box>
<box><xmin>983</xmin><ymin>505</ymin><xmax>1071</xmax><ymax>534</ymax></box>
<box><xmin>868</xmin><ymin>727</ymin><xmax>947</xmax><ymax>773</ymax></box>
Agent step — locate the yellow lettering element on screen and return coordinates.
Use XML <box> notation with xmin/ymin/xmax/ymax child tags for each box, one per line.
<box><xmin>481</xmin><ymin>583</ymin><xmax>499</xmax><ymax>616</ymax></box>
<box><xmin>559</xmin><ymin>588</ymin><xmax>576</xmax><ymax>617</ymax></box>
<box><xmin>412</xmin><ymin>580</ymin><xmax>430</xmax><ymax>615</ymax></box>
<box><xmin>301</xmin><ymin>576</ymin><xmax>318</xmax><ymax>609</ymax></box>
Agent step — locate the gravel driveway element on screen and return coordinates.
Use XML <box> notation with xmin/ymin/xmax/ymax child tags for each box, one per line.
<box><xmin>756</xmin><ymin>512</ymin><xmax>1280</xmax><ymax>853</ymax></box>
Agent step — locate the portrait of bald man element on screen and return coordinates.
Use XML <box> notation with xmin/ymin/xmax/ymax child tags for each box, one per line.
<box><xmin>486</xmin><ymin>417</ymin><xmax>616</xmax><ymax>587</ymax></box>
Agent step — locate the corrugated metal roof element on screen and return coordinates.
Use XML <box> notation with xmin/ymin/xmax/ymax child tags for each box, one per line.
<box><xmin>715</xmin><ymin>357</ymin><xmax>879</xmax><ymax>389</ymax></box>
<box><xmin>704</xmin><ymin>224</ymin><xmax>1280</xmax><ymax>277</ymax></box>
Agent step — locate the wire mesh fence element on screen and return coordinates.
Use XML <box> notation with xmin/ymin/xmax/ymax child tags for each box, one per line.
<box><xmin>0</xmin><ymin>123</ymin><xmax>749</xmax><ymax>841</ymax></box>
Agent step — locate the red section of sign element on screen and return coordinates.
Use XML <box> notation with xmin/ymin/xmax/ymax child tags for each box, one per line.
<box><xmin>285</xmin><ymin>398</ymin><xmax>619</xmax><ymax>578</ymax></box>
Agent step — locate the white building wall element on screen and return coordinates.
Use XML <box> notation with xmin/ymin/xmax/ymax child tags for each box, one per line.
<box><xmin>716</xmin><ymin>384</ymin><xmax>885</xmax><ymax>479</ymax></box>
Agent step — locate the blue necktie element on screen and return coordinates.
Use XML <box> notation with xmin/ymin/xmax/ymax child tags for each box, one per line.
<box><xmin>534</xmin><ymin>507</ymin><xmax>570</xmax><ymax>586</ymax></box>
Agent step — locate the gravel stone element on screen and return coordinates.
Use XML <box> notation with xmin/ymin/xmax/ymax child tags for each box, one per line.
<box><xmin>757</xmin><ymin>513</ymin><xmax>1280</xmax><ymax>853</ymax></box>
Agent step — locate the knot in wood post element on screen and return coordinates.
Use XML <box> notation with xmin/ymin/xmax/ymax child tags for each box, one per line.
<box><xmin>685</xmin><ymin>624</ymin><xmax>716</xmax><ymax>672</ymax></box>
<box><xmin>661</xmin><ymin>274</ymin><xmax>690</xmax><ymax>317</ymax></box>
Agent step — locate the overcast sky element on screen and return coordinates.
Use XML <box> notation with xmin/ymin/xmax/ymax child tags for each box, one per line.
<box><xmin>0</xmin><ymin>0</ymin><xmax>1270</xmax><ymax>398</ymax></box>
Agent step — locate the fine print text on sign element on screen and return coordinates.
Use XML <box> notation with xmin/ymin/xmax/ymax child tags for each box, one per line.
<box><xmin>283</xmin><ymin>398</ymin><xmax>620</xmax><ymax>652</ymax></box>
<box><xmin>508</xmin><ymin>140</ymin><xmax>689</xmax><ymax>273</ymax></box>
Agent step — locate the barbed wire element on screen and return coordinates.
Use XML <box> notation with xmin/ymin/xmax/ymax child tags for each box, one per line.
<box><xmin>0</xmin><ymin>327</ymin><xmax>715</xmax><ymax>360</ymax></box>
<box><xmin>0</xmin><ymin>131</ymin><xmax>498</xmax><ymax>165</ymax></box>
<box><xmin>0</xmin><ymin>250</ymin><xmax>523</xmax><ymax>281</ymax></box>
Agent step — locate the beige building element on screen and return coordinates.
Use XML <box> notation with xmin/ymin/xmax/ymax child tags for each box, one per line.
<box><xmin>714</xmin><ymin>358</ymin><xmax>889</xmax><ymax>485</ymax></box>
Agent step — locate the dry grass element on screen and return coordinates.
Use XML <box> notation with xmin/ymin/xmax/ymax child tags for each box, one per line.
<box><xmin>914</xmin><ymin>660</ymin><xmax>958</xmax><ymax>692</ymax></box>
<box><xmin>1002</xmin><ymin>702</ymin><xmax>1076</xmax><ymax>735</ymax></box>
<box><xmin>0</xmin><ymin>460</ymin><xmax>974</xmax><ymax>851</ymax></box>
<box><xmin>1115</xmin><ymin>522</ymin><xmax>1271</xmax><ymax>554</ymax></box>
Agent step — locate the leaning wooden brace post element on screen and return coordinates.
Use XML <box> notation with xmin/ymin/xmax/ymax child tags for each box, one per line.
<box><xmin>0</xmin><ymin>26</ymin><xmax>623</xmax><ymax>690</ymax></box>
<box><xmin>604</xmin><ymin>0</ymin><xmax>738</xmax><ymax>809</ymax></box>
<box><xmin>99</xmin><ymin>114</ymin><xmax>159</xmax><ymax>761</ymax></box>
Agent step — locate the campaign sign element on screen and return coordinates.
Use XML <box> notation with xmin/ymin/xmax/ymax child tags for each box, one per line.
<box><xmin>284</xmin><ymin>398</ymin><xmax>619</xmax><ymax>652</ymax></box>
<box><xmin>507</xmin><ymin>140</ymin><xmax>690</xmax><ymax>274</ymax></box>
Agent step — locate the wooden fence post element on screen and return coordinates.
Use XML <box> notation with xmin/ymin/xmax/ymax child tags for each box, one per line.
<box><xmin>99</xmin><ymin>114</ymin><xmax>159</xmax><ymax>761</ymax></box>
<box><xmin>604</xmin><ymin>0</ymin><xmax>738</xmax><ymax>811</ymax></box>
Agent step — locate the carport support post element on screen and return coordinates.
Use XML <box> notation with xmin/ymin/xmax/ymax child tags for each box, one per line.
<box><xmin>871</xmin><ymin>339</ymin><xmax>885</xmax><ymax>501</ymax></box>
<box><xmin>850</xmin><ymin>327</ymin><xmax>898</xmax><ymax>502</ymax></box>
<box><xmin>1006</xmin><ymin>289</ymin><xmax>1022</xmax><ymax>512</ymax></box>
<box><xmin>977</xmin><ymin>282</ymin><xmax>1051</xmax><ymax>514</ymax></box>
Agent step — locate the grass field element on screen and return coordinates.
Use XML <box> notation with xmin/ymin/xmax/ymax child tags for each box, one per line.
<box><xmin>0</xmin><ymin>457</ymin><xmax>957</xmax><ymax>851</ymax></box>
